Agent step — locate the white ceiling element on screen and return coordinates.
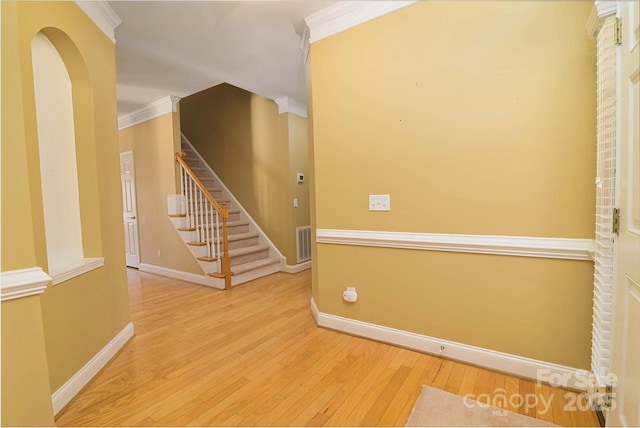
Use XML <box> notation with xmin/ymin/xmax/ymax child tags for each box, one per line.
<box><xmin>109</xmin><ymin>1</ymin><xmax>334</xmax><ymax>117</ymax></box>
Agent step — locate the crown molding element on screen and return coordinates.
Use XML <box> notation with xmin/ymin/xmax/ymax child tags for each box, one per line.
<box><xmin>118</xmin><ymin>96</ymin><xmax>181</xmax><ymax>131</ymax></box>
<box><xmin>274</xmin><ymin>97</ymin><xmax>308</xmax><ymax>118</ymax></box>
<box><xmin>74</xmin><ymin>1</ymin><xmax>121</xmax><ymax>44</ymax></box>
<box><xmin>585</xmin><ymin>1</ymin><xmax>618</xmax><ymax>39</ymax></box>
<box><xmin>303</xmin><ymin>1</ymin><xmax>416</xmax><ymax>48</ymax></box>
<box><xmin>595</xmin><ymin>0</ymin><xmax>617</xmax><ymax>18</ymax></box>
<box><xmin>300</xmin><ymin>22</ymin><xmax>311</xmax><ymax>63</ymax></box>
<box><xmin>1</xmin><ymin>267</ymin><xmax>51</xmax><ymax>302</ymax></box>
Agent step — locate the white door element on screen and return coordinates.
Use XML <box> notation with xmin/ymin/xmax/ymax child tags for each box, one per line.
<box><xmin>120</xmin><ymin>151</ymin><xmax>141</xmax><ymax>268</ymax></box>
<box><xmin>608</xmin><ymin>2</ymin><xmax>640</xmax><ymax>427</ymax></box>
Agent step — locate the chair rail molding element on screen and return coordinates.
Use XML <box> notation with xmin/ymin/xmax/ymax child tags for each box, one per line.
<box><xmin>1</xmin><ymin>267</ymin><xmax>51</xmax><ymax>302</ymax></box>
<box><xmin>316</xmin><ymin>229</ymin><xmax>595</xmax><ymax>261</ymax></box>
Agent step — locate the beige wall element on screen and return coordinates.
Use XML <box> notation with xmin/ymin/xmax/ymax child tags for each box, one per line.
<box><xmin>1</xmin><ymin>0</ymin><xmax>130</xmax><ymax>421</ymax></box>
<box><xmin>1</xmin><ymin>297</ymin><xmax>55</xmax><ymax>427</ymax></box>
<box><xmin>119</xmin><ymin>112</ymin><xmax>201</xmax><ymax>274</ymax></box>
<box><xmin>310</xmin><ymin>1</ymin><xmax>596</xmax><ymax>368</ymax></box>
<box><xmin>180</xmin><ymin>84</ymin><xmax>310</xmax><ymax>265</ymax></box>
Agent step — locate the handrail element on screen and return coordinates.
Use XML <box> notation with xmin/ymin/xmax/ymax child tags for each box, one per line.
<box><xmin>175</xmin><ymin>153</ymin><xmax>228</xmax><ymax>219</ymax></box>
<box><xmin>175</xmin><ymin>152</ymin><xmax>232</xmax><ymax>289</ymax></box>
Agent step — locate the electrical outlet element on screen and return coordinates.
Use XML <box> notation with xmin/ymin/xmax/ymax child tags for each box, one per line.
<box><xmin>343</xmin><ymin>287</ymin><xmax>358</xmax><ymax>302</ymax></box>
<box><xmin>156</xmin><ymin>249</ymin><xmax>162</xmax><ymax>258</ymax></box>
<box><xmin>369</xmin><ymin>194</ymin><xmax>390</xmax><ymax>211</ymax></box>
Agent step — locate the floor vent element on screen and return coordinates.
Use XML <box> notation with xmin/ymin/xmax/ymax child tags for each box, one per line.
<box><xmin>296</xmin><ymin>226</ymin><xmax>312</xmax><ymax>263</ymax></box>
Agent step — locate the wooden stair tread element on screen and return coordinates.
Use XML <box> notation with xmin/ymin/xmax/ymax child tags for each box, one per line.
<box><xmin>187</xmin><ymin>241</ymin><xmax>207</xmax><ymax>247</ymax></box>
<box><xmin>197</xmin><ymin>256</ymin><xmax>218</xmax><ymax>262</ymax></box>
<box><xmin>231</xmin><ymin>258</ymin><xmax>281</xmax><ymax>275</ymax></box>
<box><xmin>207</xmin><ymin>271</ymin><xmax>234</xmax><ymax>278</ymax></box>
<box><xmin>168</xmin><ymin>214</ymin><xmax>187</xmax><ymax>218</ymax></box>
<box><xmin>177</xmin><ymin>227</ymin><xmax>196</xmax><ymax>231</ymax></box>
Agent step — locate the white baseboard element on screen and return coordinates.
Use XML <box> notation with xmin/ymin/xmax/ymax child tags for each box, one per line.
<box><xmin>52</xmin><ymin>322</ymin><xmax>134</xmax><ymax>415</ymax></box>
<box><xmin>310</xmin><ymin>297</ymin><xmax>319</xmax><ymax>324</ymax></box>
<box><xmin>310</xmin><ymin>298</ymin><xmax>588</xmax><ymax>391</ymax></box>
<box><xmin>283</xmin><ymin>261</ymin><xmax>311</xmax><ymax>274</ymax></box>
<box><xmin>139</xmin><ymin>263</ymin><xmax>224</xmax><ymax>290</ymax></box>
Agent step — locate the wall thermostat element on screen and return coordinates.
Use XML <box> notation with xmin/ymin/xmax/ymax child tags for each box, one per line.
<box><xmin>296</xmin><ymin>173</ymin><xmax>304</xmax><ymax>183</ymax></box>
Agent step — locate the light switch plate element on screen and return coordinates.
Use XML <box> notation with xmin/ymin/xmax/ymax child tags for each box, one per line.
<box><xmin>369</xmin><ymin>194</ymin><xmax>390</xmax><ymax>211</ymax></box>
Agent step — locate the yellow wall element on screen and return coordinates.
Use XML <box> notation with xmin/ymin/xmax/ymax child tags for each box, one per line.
<box><xmin>119</xmin><ymin>112</ymin><xmax>201</xmax><ymax>274</ymax></box>
<box><xmin>288</xmin><ymin>114</ymin><xmax>311</xmax><ymax>260</ymax></box>
<box><xmin>310</xmin><ymin>1</ymin><xmax>596</xmax><ymax>368</ymax></box>
<box><xmin>1</xmin><ymin>297</ymin><xmax>55</xmax><ymax>427</ymax></box>
<box><xmin>1</xmin><ymin>0</ymin><xmax>131</xmax><ymax>419</ymax></box>
<box><xmin>180</xmin><ymin>84</ymin><xmax>311</xmax><ymax>265</ymax></box>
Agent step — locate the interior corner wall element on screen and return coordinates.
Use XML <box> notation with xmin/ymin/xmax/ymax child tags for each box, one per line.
<box><xmin>180</xmin><ymin>83</ymin><xmax>305</xmax><ymax>265</ymax></box>
<box><xmin>1</xmin><ymin>0</ymin><xmax>131</xmax><ymax>418</ymax></box>
<box><xmin>118</xmin><ymin>112</ymin><xmax>202</xmax><ymax>274</ymax></box>
<box><xmin>288</xmin><ymin>113</ymin><xmax>311</xmax><ymax>262</ymax></box>
<box><xmin>309</xmin><ymin>1</ymin><xmax>596</xmax><ymax>369</ymax></box>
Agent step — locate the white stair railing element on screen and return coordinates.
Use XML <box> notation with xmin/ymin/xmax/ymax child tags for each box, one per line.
<box><xmin>175</xmin><ymin>152</ymin><xmax>232</xmax><ymax>289</ymax></box>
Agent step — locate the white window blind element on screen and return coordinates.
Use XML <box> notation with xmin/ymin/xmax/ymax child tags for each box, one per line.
<box><xmin>591</xmin><ymin>16</ymin><xmax>617</xmax><ymax>387</ymax></box>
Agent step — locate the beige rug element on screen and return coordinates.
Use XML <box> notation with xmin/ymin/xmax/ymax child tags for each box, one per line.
<box><xmin>406</xmin><ymin>386</ymin><xmax>556</xmax><ymax>427</ymax></box>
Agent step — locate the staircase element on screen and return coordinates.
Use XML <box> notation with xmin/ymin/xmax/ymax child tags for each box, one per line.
<box><xmin>167</xmin><ymin>134</ymin><xmax>283</xmax><ymax>289</ymax></box>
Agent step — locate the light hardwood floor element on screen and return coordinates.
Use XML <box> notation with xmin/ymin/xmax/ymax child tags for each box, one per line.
<box><xmin>55</xmin><ymin>269</ymin><xmax>599</xmax><ymax>427</ymax></box>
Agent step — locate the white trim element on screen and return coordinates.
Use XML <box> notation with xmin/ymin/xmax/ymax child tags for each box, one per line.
<box><xmin>274</xmin><ymin>97</ymin><xmax>308</xmax><ymax>118</ymax></box>
<box><xmin>138</xmin><ymin>263</ymin><xmax>224</xmax><ymax>290</ymax></box>
<box><xmin>49</xmin><ymin>257</ymin><xmax>104</xmax><ymax>286</ymax></box>
<box><xmin>310</xmin><ymin>296</ymin><xmax>319</xmax><ymax>324</ymax></box>
<box><xmin>181</xmin><ymin>134</ymin><xmax>287</xmax><ymax>266</ymax></box>
<box><xmin>283</xmin><ymin>261</ymin><xmax>312</xmax><ymax>274</ymax></box>
<box><xmin>74</xmin><ymin>1</ymin><xmax>121</xmax><ymax>44</ymax></box>
<box><xmin>316</xmin><ymin>229</ymin><xmax>595</xmax><ymax>261</ymax></box>
<box><xmin>595</xmin><ymin>0</ymin><xmax>617</xmax><ymax>19</ymax></box>
<box><xmin>118</xmin><ymin>96</ymin><xmax>181</xmax><ymax>131</ymax></box>
<box><xmin>52</xmin><ymin>322</ymin><xmax>134</xmax><ymax>415</ymax></box>
<box><xmin>0</xmin><ymin>267</ymin><xmax>51</xmax><ymax>302</ymax></box>
<box><xmin>586</xmin><ymin>1</ymin><xmax>618</xmax><ymax>39</ymax></box>
<box><xmin>311</xmin><ymin>298</ymin><xmax>588</xmax><ymax>391</ymax></box>
<box><xmin>299</xmin><ymin>23</ymin><xmax>311</xmax><ymax>63</ymax></box>
<box><xmin>304</xmin><ymin>1</ymin><xmax>416</xmax><ymax>45</ymax></box>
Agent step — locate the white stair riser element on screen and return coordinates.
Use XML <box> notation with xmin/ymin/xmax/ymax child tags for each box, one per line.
<box><xmin>186</xmin><ymin>243</ymin><xmax>210</xmax><ymax>259</ymax></box>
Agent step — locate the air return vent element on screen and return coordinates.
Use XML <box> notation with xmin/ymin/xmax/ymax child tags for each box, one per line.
<box><xmin>296</xmin><ymin>226</ymin><xmax>311</xmax><ymax>263</ymax></box>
